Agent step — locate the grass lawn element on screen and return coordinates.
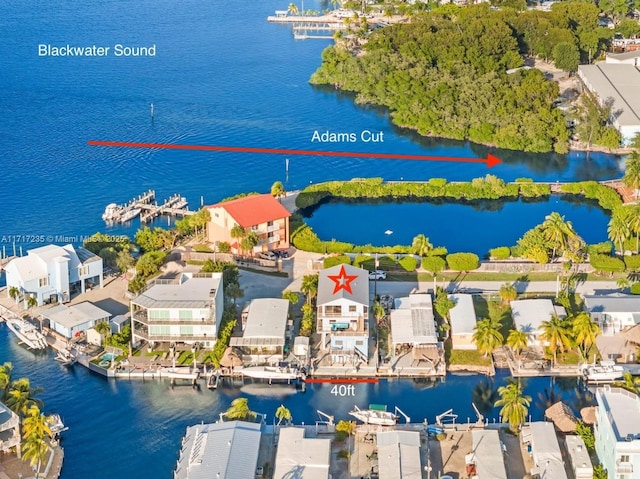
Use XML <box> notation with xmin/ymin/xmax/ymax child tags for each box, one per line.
<box><xmin>444</xmin><ymin>339</ymin><xmax>493</xmax><ymax>366</ymax></box>
<box><xmin>193</xmin><ymin>244</ymin><xmax>214</xmax><ymax>253</ymax></box>
<box><xmin>237</xmin><ymin>266</ymin><xmax>288</xmax><ymax>277</ymax></box>
<box><xmin>177</xmin><ymin>350</ymin><xmax>194</xmax><ymax>366</ymax></box>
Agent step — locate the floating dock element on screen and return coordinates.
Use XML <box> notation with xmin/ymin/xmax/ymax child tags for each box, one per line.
<box><xmin>102</xmin><ymin>190</ymin><xmax>193</xmax><ymax>224</ymax></box>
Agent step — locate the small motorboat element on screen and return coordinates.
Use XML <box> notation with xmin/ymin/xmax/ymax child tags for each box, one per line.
<box><xmin>384</xmin><ymin>230</ymin><xmax>393</xmax><ymax>235</ymax></box>
<box><xmin>349</xmin><ymin>404</ymin><xmax>398</xmax><ymax>426</ymax></box>
<box><xmin>55</xmin><ymin>349</ymin><xmax>76</xmax><ymax>366</ymax></box>
<box><xmin>582</xmin><ymin>360</ymin><xmax>625</xmax><ymax>382</ymax></box>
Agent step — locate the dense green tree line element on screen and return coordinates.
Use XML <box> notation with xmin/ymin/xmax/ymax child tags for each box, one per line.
<box><xmin>310</xmin><ymin>3</ymin><xmax>621</xmax><ymax>152</ymax></box>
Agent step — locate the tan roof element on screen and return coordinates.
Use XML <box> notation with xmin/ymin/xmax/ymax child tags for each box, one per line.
<box><xmin>545</xmin><ymin>401</ymin><xmax>577</xmax><ymax>433</ymax></box>
<box><xmin>580</xmin><ymin>406</ymin><xmax>597</xmax><ymax>425</ymax></box>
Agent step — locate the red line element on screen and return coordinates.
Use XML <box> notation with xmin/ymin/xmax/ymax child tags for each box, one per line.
<box><xmin>305</xmin><ymin>378</ymin><xmax>379</xmax><ymax>383</ymax></box>
<box><xmin>87</xmin><ymin>140</ymin><xmax>490</xmax><ymax>165</ymax></box>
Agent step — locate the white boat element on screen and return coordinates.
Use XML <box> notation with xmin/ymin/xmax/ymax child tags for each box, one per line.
<box><xmin>54</xmin><ymin>349</ymin><xmax>76</xmax><ymax>366</ymax></box>
<box><xmin>161</xmin><ymin>367</ymin><xmax>199</xmax><ymax>381</ymax></box>
<box><xmin>119</xmin><ymin>207</ymin><xmax>141</xmax><ymax>222</ymax></box>
<box><xmin>47</xmin><ymin>413</ymin><xmax>68</xmax><ymax>437</ymax></box>
<box><xmin>349</xmin><ymin>404</ymin><xmax>398</xmax><ymax>426</ymax></box>
<box><xmin>240</xmin><ymin>364</ymin><xmax>303</xmax><ymax>381</ymax></box>
<box><xmin>5</xmin><ymin>318</ymin><xmax>48</xmax><ymax>350</ymax></box>
<box><xmin>384</xmin><ymin>230</ymin><xmax>393</xmax><ymax>235</ymax></box>
<box><xmin>102</xmin><ymin>203</ymin><xmax>121</xmax><ymax>222</ymax></box>
<box><xmin>582</xmin><ymin>360</ymin><xmax>625</xmax><ymax>382</ymax></box>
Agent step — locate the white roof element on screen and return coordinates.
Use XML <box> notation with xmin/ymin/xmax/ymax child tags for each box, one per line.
<box><xmin>376</xmin><ymin>430</ymin><xmax>422</xmax><ymax>479</ymax></box>
<box><xmin>30</xmin><ymin>244</ymin><xmax>74</xmax><ymax>263</ymax></box>
<box><xmin>449</xmin><ymin>294</ymin><xmax>477</xmax><ymax>335</ymax></box>
<box><xmin>133</xmin><ymin>273</ymin><xmax>222</xmax><ymax>309</ymax></box>
<box><xmin>317</xmin><ymin>264</ymin><xmax>369</xmax><ymax>307</ymax></box>
<box><xmin>174</xmin><ymin>420</ymin><xmax>261</xmax><ymax>479</ymax></box>
<box><xmin>42</xmin><ymin>302</ymin><xmax>111</xmax><ymax>329</ymax></box>
<box><xmin>584</xmin><ymin>293</ymin><xmax>640</xmax><ymax>314</ymax></box>
<box><xmin>510</xmin><ymin>299</ymin><xmax>565</xmax><ymax>335</ymax></box>
<box><xmin>529</xmin><ymin>422</ymin><xmax>568</xmax><ymax>479</ymax></box>
<box><xmin>243</xmin><ymin>298</ymin><xmax>289</xmax><ymax>339</ymax></box>
<box><xmin>5</xmin><ymin>255</ymin><xmax>46</xmax><ymax>282</ymax></box>
<box><xmin>596</xmin><ymin>386</ymin><xmax>640</xmax><ymax>442</ymax></box>
<box><xmin>390</xmin><ymin>292</ymin><xmax>437</xmax><ymax>345</ymax></box>
<box><xmin>564</xmin><ymin>435</ymin><xmax>593</xmax><ymax>476</ymax></box>
<box><xmin>273</xmin><ymin>427</ymin><xmax>330</xmax><ymax>479</ymax></box>
<box><xmin>470</xmin><ymin>430</ymin><xmax>508</xmax><ymax>479</ymax></box>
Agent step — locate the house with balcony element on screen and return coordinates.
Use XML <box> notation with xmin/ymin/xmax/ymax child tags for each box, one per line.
<box><xmin>595</xmin><ymin>385</ymin><xmax>640</xmax><ymax>479</ymax></box>
<box><xmin>130</xmin><ymin>272</ymin><xmax>223</xmax><ymax>349</ymax></box>
<box><xmin>317</xmin><ymin>264</ymin><xmax>369</xmax><ymax>364</ymax></box>
<box><xmin>0</xmin><ymin>401</ymin><xmax>20</xmax><ymax>456</ymax></box>
<box><xmin>205</xmin><ymin>194</ymin><xmax>290</xmax><ymax>255</ymax></box>
<box><xmin>584</xmin><ymin>294</ymin><xmax>640</xmax><ymax>336</ymax></box>
<box><xmin>5</xmin><ymin>243</ymin><xmax>103</xmax><ymax>306</ymax></box>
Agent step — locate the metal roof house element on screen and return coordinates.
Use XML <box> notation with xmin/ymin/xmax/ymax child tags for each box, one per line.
<box><xmin>5</xmin><ymin>243</ymin><xmax>103</xmax><ymax>306</ymax></box>
<box><xmin>578</xmin><ymin>63</ymin><xmax>640</xmax><ymax>145</ymax></box>
<box><xmin>229</xmin><ymin>298</ymin><xmax>289</xmax><ymax>362</ymax></box>
<box><xmin>376</xmin><ymin>430</ymin><xmax>422</xmax><ymax>479</ymax></box>
<box><xmin>174</xmin><ymin>420</ymin><xmax>262</xmax><ymax>479</ymax></box>
<box><xmin>390</xmin><ymin>292</ymin><xmax>437</xmax><ymax>347</ymax></box>
<box><xmin>449</xmin><ymin>294</ymin><xmax>477</xmax><ymax>350</ymax></box>
<box><xmin>595</xmin><ymin>386</ymin><xmax>640</xmax><ymax>478</ymax></box>
<box><xmin>510</xmin><ymin>299</ymin><xmax>566</xmax><ymax>346</ymax></box>
<box><xmin>131</xmin><ymin>272</ymin><xmax>223</xmax><ymax>349</ymax></box>
<box><xmin>565</xmin><ymin>435</ymin><xmax>593</xmax><ymax>479</ymax></box>
<box><xmin>583</xmin><ymin>293</ymin><xmax>640</xmax><ymax>336</ymax></box>
<box><xmin>273</xmin><ymin>427</ymin><xmax>331</xmax><ymax>479</ymax></box>
<box><xmin>317</xmin><ymin>264</ymin><xmax>369</xmax><ymax>364</ymax></box>
<box><xmin>468</xmin><ymin>429</ymin><xmax>508</xmax><ymax>479</ymax></box>
<box><xmin>41</xmin><ymin>301</ymin><xmax>111</xmax><ymax>339</ymax></box>
<box><xmin>523</xmin><ymin>422</ymin><xmax>568</xmax><ymax>479</ymax></box>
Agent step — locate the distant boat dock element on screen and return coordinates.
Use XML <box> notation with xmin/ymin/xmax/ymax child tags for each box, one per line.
<box><xmin>102</xmin><ymin>190</ymin><xmax>193</xmax><ymax>224</ymax></box>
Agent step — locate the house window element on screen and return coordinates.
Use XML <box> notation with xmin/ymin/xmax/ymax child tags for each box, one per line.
<box><xmin>179</xmin><ymin>310</ymin><xmax>193</xmax><ymax>320</ymax></box>
<box><xmin>619</xmin><ymin>455</ymin><xmax>630</xmax><ymax>463</ymax></box>
<box><xmin>355</xmin><ymin>340</ymin><xmax>364</xmax><ymax>346</ymax></box>
<box><xmin>180</xmin><ymin>325</ymin><xmax>193</xmax><ymax>336</ymax></box>
<box><xmin>325</xmin><ymin>305</ymin><xmax>342</xmax><ymax>314</ymax></box>
<box><xmin>267</xmin><ymin>221</ymin><xmax>274</xmax><ymax>227</ymax></box>
<box><xmin>78</xmin><ymin>266</ymin><xmax>89</xmax><ymax>276</ymax></box>
<box><xmin>334</xmin><ymin>340</ymin><xmax>343</xmax><ymax>346</ymax></box>
<box><xmin>268</xmin><ymin>231</ymin><xmax>274</xmax><ymax>238</ymax></box>
<box><xmin>363</xmin><ymin>306</ymin><xmax>368</xmax><ymax>315</ymax></box>
<box><xmin>149</xmin><ymin>310</ymin><xmax>170</xmax><ymax>320</ymax></box>
<box><xmin>349</xmin><ymin>305</ymin><xmax>357</xmax><ymax>313</ymax></box>
<box><xmin>39</xmin><ymin>277</ymin><xmax>49</xmax><ymax>287</ymax></box>
<box><xmin>150</xmin><ymin>325</ymin><xmax>170</xmax><ymax>336</ymax></box>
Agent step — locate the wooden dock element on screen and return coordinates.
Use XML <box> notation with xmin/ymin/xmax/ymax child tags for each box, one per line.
<box><xmin>139</xmin><ymin>194</ymin><xmax>193</xmax><ymax>223</ymax></box>
<box><xmin>104</xmin><ymin>190</ymin><xmax>193</xmax><ymax>224</ymax></box>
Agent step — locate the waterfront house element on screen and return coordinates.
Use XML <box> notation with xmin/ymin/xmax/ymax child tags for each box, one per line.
<box><xmin>594</xmin><ymin>385</ymin><xmax>640</xmax><ymax>478</ymax></box>
<box><xmin>110</xmin><ymin>314</ymin><xmax>130</xmax><ymax>334</ymax></box>
<box><xmin>0</xmin><ymin>401</ymin><xmax>20</xmax><ymax>456</ymax></box>
<box><xmin>130</xmin><ymin>272</ymin><xmax>223</xmax><ymax>349</ymax></box>
<box><xmin>41</xmin><ymin>301</ymin><xmax>111</xmax><ymax>340</ymax></box>
<box><xmin>174</xmin><ymin>420</ymin><xmax>261</xmax><ymax>479</ymax></box>
<box><xmin>205</xmin><ymin>193</ymin><xmax>291</xmax><ymax>255</ymax></box>
<box><xmin>5</xmin><ymin>244</ymin><xmax>103</xmax><ymax>306</ymax></box>
<box><xmin>469</xmin><ymin>430</ymin><xmax>508</xmax><ymax>479</ymax></box>
<box><xmin>510</xmin><ymin>299</ymin><xmax>566</xmax><ymax>346</ymax></box>
<box><xmin>376</xmin><ymin>430</ymin><xmax>422</xmax><ymax>479</ymax></box>
<box><xmin>229</xmin><ymin>298</ymin><xmax>289</xmax><ymax>363</ymax></box>
<box><xmin>390</xmin><ymin>291</ymin><xmax>441</xmax><ymax>366</ymax></box>
<box><xmin>521</xmin><ymin>421</ymin><xmax>568</xmax><ymax>479</ymax></box>
<box><xmin>565</xmin><ymin>435</ymin><xmax>594</xmax><ymax>479</ymax></box>
<box><xmin>583</xmin><ymin>293</ymin><xmax>640</xmax><ymax>336</ymax></box>
<box><xmin>273</xmin><ymin>427</ymin><xmax>330</xmax><ymax>479</ymax></box>
<box><xmin>448</xmin><ymin>294</ymin><xmax>478</xmax><ymax>350</ymax></box>
<box><xmin>317</xmin><ymin>264</ymin><xmax>369</xmax><ymax>364</ymax></box>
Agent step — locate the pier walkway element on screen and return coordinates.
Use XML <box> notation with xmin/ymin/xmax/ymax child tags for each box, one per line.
<box><xmin>103</xmin><ymin>190</ymin><xmax>193</xmax><ymax>224</ymax></box>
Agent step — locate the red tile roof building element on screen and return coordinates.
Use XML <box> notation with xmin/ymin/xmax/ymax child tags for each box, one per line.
<box><xmin>205</xmin><ymin>194</ymin><xmax>291</xmax><ymax>254</ymax></box>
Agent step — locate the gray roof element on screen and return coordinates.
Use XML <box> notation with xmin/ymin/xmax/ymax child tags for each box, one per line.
<box><xmin>376</xmin><ymin>430</ymin><xmax>422</xmax><ymax>479</ymax></box>
<box><xmin>578</xmin><ymin>64</ymin><xmax>640</xmax><ymax>128</ymax></box>
<box><xmin>470</xmin><ymin>430</ymin><xmax>508</xmax><ymax>479</ymax></box>
<box><xmin>584</xmin><ymin>293</ymin><xmax>640</xmax><ymax>314</ymax></box>
<box><xmin>174</xmin><ymin>420</ymin><xmax>261</xmax><ymax>479</ymax></box>
<box><xmin>390</xmin><ymin>292</ymin><xmax>437</xmax><ymax>345</ymax></box>
<box><xmin>243</xmin><ymin>298</ymin><xmax>289</xmax><ymax>339</ymax></box>
<box><xmin>42</xmin><ymin>301</ymin><xmax>111</xmax><ymax>329</ymax></box>
<box><xmin>564</xmin><ymin>435</ymin><xmax>593</xmax><ymax>475</ymax></box>
<box><xmin>273</xmin><ymin>427</ymin><xmax>330</xmax><ymax>479</ymax></box>
<box><xmin>449</xmin><ymin>294</ymin><xmax>477</xmax><ymax>335</ymax></box>
<box><xmin>510</xmin><ymin>299</ymin><xmax>565</xmax><ymax>334</ymax></box>
<box><xmin>317</xmin><ymin>264</ymin><xmax>369</xmax><ymax>307</ymax></box>
<box><xmin>76</xmin><ymin>247</ymin><xmax>101</xmax><ymax>264</ymax></box>
<box><xmin>596</xmin><ymin>386</ymin><xmax>640</xmax><ymax>442</ymax></box>
<box><xmin>133</xmin><ymin>273</ymin><xmax>222</xmax><ymax>309</ymax></box>
<box><xmin>0</xmin><ymin>402</ymin><xmax>18</xmax><ymax>429</ymax></box>
<box><xmin>607</xmin><ymin>50</ymin><xmax>640</xmax><ymax>62</ymax></box>
<box><xmin>529</xmin><ymin>422</ymin><xmax>568</xmax><ymax>479</ymax></box>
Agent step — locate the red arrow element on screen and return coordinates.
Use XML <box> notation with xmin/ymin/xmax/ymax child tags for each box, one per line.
<box><xmin>87</xmin><ymin>140</ymin><xmax>502</xmax><ymax>168</ymax></box>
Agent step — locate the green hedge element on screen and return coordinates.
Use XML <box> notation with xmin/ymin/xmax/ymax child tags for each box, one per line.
<box><xmin>631</xmin><ymin>283</ymin><xmax>640</xmax><ymax>295</ymax></box>
<box><xmin>625</xmin><ymin>255</ymin><xmax>640</xmax><ymax>271</ymax></box>
<box><xmin>446</xmin><ymin>252</ymin><xmax>480</xmax><ymax>272</ymax></box>
<box><xmin>587</xmin><ymin>241</ymin><xmax>613</xmax><ymax>256</ymax></box>
<box><xmin>398</xmin><ymin>256</ymin><xmax>419</xmax><ymax>272</ymax></box>
<box><xmin>559</xmin><ymin>181</ymin><xmax>622</xmax><ymax>211</ymax></box>
<box><xmin>323</xmin><ymin>255</ymin><xmax>352</xmax><ymax>268</ymax></box>
<box><xmin>489</xmin><ymin>246</ymin><xmax>511</xmax><ymax>260</ymax></box>
<box><xmin>422</xmin><ymin>256</ymin><xmax>447</xmax><ymax>274</ymax></box>
<box><xmin>589</xmin><ymin>253</ymin><xmax>625</xmax><ymax>273</ymax></box>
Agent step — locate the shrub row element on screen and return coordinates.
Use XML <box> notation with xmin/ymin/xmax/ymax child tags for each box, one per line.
<box><xmin>559</xmin><ymin>181</ymin><xmax>622</xmax><ymax>211</ymax></box>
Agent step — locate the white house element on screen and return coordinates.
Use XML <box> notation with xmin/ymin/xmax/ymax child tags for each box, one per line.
<box><xmin>229</xmin><ymin>298</ymin><xmax>289</xmax><ymax>362</ymax></box>
<box><xmin>583</xmin><ymin>294</ymin><xmax>640</xmax><ymax>336</ymax></box>
<box><xmin>469</xmin><ymin>430</ymin><xmax>508</xmax><ymax>479</ymax></box>
<box><xmin>317</xmin><ymin>264</ymin><xmax>369</xmax><ymax>364</ymax></box>
<box><xmin>42</xmin><ymin>301</ymin><xmax>111</xmax><ymax>339</ymax></box>
<box><xmin>595</xmin><ymin>386</ymin><xmax>640</xmax><ymax>479</ymax></box>
<box><xmin>376</xmin><ymin>430</ymin><xmax>422</xmax><ymax>479</ymax></box>
<box><xmin>510</xmin><ymin>299</ymin><xmax>566</xmax><ymax>346</ymax></box>
<box><xmin>273</xmin><ymin>427</ymin><xmax>330</xmax><ymax>479</ymax></box>
<box><xmin>449</xmin><ymin>294</ymin><xmax>477</xmax><ymax>350</ymax></box>
<box><xmin>5</xmin><ymin>244</ymin><xmax>103</xmax><ymax>306</ymax></box>
<box><xmin>174</xmin><ymin>420</ymin><xmax>261</xmax><ymax>479</ymax></box>
<box><xmin>0</xmin><ymin>401</ymin><xmax>20</xmax><ymax>456</ymax></box>
<box><xmin>522</xmin><ymin>422</ymin><xmax>568</xmax><ymax>479</ymax></box>
<box><xmin>565</xmin><ymin>435</ymin><xmax>593</xmax><ymax>479</ymax></box>
<box><xmin>130</xmin><ymin>272</ymin><xmax>223</xmax><ymax>349</ymax></box>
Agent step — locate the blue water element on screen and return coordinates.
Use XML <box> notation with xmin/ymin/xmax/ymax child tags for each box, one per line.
<box><xmin>0</xmin><ymin>0</ymin><xmax>613</xmax><ymax>477</ymax></box>
<box><xmin>304</xmin><ymin>196</ymin><xmax>611</xmax><ymax>255</ymax></box>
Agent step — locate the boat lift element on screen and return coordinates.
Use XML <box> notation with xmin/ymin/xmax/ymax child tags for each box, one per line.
<box><xmin>316</xmin><ymin>409</ymin><xmax>336</xmax><ymax>434</ymax></box>
<box><xmin>435</xmin><ymin>408</ymin><xmax>459</xmax><ymax>428</ymax></box>
<box><xmin>471</xmin><ymin>402</ymin><xmax>485</xmax><ymax>427</ymax></box>
<box><xmin>395</xmin><ymin>406</ymin><xmax>410</xmax><ymax>424</ymax></box>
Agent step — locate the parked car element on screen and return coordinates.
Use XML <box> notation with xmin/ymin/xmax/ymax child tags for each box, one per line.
<box><xmin>258</xmin><ymin>251</ymin><xmax>277</xmax><ymax>261</ymax></box>
<box><xmin>368</xmin><ymin>270</ymin><xmax>387</xmax><ymax>280</ymax></box>
<box><xmin>274</xmin><ymin>249</ymin><xmax>289</xmax><ymax>258</ymax></box>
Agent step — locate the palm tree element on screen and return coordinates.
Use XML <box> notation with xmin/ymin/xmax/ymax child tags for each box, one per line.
<box><xmin>224</xmin><ymin>397</ymin><xmax>257</xmax><ymax>421</ymax></box>
<box><xmin>411</xmin><ymin>234</ymin><xmax>432</xmax><ymax>257</ymax></box>
<box><xmin>287</xmin><ymin>2</ymin><xmax>299</xmax><ymax>15</ymax></box>
<box><xmin>472</xmin><ymin>318</ymin><xmax>504</xmax><ymax>357</ymax></box>
<box><xmin>8</xmin><ymin>286</ymin><xmax>20</xmax><ymax>303</ymax></box>
<box><xmin>499</xmin><ymin>283</ymin><xmax>517</xmax><ymax>304</ymax></box>
<box><xmin>617</xmin><ymin>278</ymin><xmax>631</xmax><ymax>291</ymax></box>
<box><xmin>282</xmin><ymin>290</ymin><xmax>299</xmax><ymax>305</ymax></box>
<box><xmin>0</xmin><ymin>362</ymin><xmax>13</xmax><ymax>399</ymax></box>
<box><xmin>506</xmin><ymin>329</ymin><xmax>528</xmax><ymax>360</ymax></box>
<box><xmin>494</xmin><ymin>380</ymin><xmax>531</xmax><ymax>433</ymax></box>
<box><xmin>571</xmin><ymin>312</ymin><xmax>600</xmax><ymax>359</ymax></box>
<box><xmin>539</xmin><ymin>315</ymin><xmax>573</xmax><ymax>365</ymax></box>
<box><xmin>225</xmin><ymin>283</ymin><xmax>244</xmax><ymax>309</ymax></box>
<box><xmin>26</xmin><ymin>294</ymin><xmax>38</xmax><ymax>311</ymax></box>
<box><xmin>271</xmin><ymin>181</ymin><xmax>286</xmax><ymax>202</ymax></box>
<box><xmin>608</xmin><ymin>208</ymin><xmax>631</xmax><ymax>255</ymax></box>
<box><xmin>240</xmin><ymin>231</ymin><xmax>259</xmax><ymax>257</ymax></box>
<box><xmin>94</xmin><ymin>321</ymin><xmax>111</xmax><ymax>341</ymax></box>
<box><xmin>116</xmin><ymin>249</ymin><xmax>135</xmax><ymax>273</ymax></box>
<box><xmin>623</xmin><ymin>150</ymin><xmax>640</xmax><ymax>200</ymax></box>
<box><xmin>542</xmin><ymin>212</ymin><xmax>573</xmax><ymax>260</ymax></box>
<box><xmin>372</xmin><ymin>301</ymin><xmax>386</xmax><ymax>327</ymax></box>
<box><xmin>627</xmin><ymin>205</ymin><xmax>640</xmax><ymax>253</ymax></box>
<box><xmin>301</xmin><ymin>274</ymin><xmax>319</xmax><ymax>305</ymax></box>
<box><xmin>230</xmin><ymin>224</ymin><xmax>246</xmax><ymax>253</ymax></box>
<box><xmin>275</xmin><ymin>404</ymin><xmax>292</xmax><ymax>425</ymax></box>
<box><xmin>22</xmin><ymin>436</ymin><xmax>49</xmax><ymax>478</ymax></box>
<box><xmin>471</xmin><ymin>379</ymin><xmax>499</xmax><ymax>416</ymax></box>
<box><xmin>22</xmin><ymin>405</ymin><xmax>52</xmax><ymax>444</ymax></box>
<box><xmin>6</xmin><ymin>378</ymin><xmax>43</xmax><ymax>416</ymax></box>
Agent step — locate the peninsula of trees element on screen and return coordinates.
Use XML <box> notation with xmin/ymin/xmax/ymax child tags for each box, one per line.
<box><xmin>310</xmin><ymin>3</ymin><xmax>618</xmax><ymax>153</ymax></box>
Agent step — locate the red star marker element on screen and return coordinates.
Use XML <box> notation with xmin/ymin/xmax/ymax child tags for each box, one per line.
<box><xmin>328</xmin><ymin>265</ymin><xmax>359</xmax><ymax>295</ymax></box>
